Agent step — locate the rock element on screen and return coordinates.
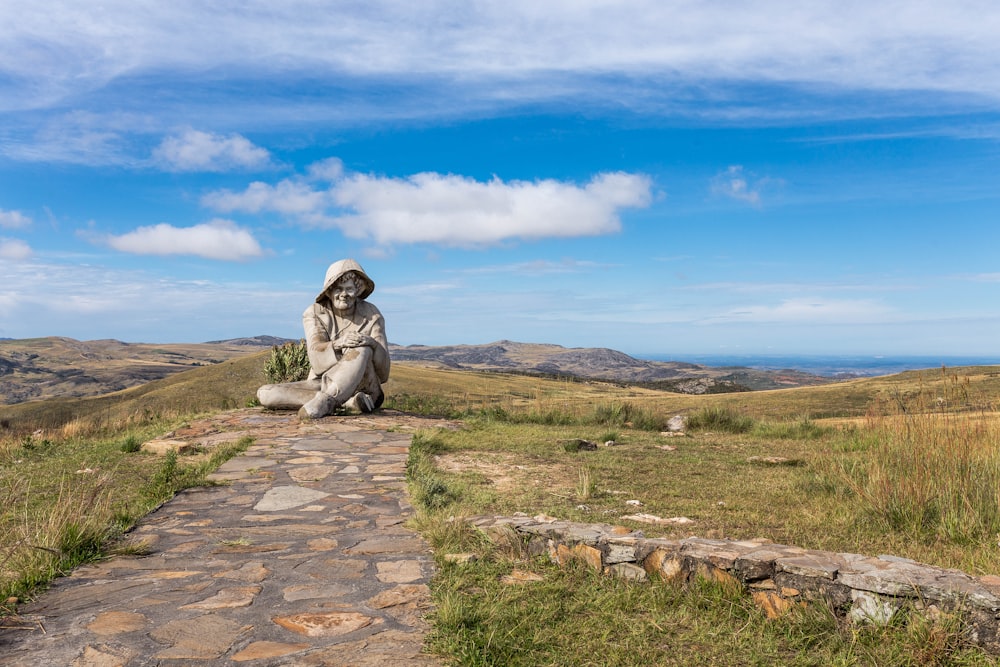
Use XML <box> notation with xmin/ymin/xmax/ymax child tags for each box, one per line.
<box><xmin>665</xmin><ymin>415</ymin><xmax>686</xmax><ymax>432</ymax></box>
<box><xmin>272</xmin><ymin>611</ymin><xmax>380</xmax><ymax>638</ymax></box>
<box><xmin>747</xmin><ymin>456</ymin><xmax>803</xmax><ymax>466</ymax></box>
<box><xmin>141</xmin><ymin>439</ymin><xmax>195</xmax><ymax>455</ymax></box>
<box><xmin>563</xmin><ymin>439</ymin><xmax>598</xmax><ymax>452</ymax></box>
<box><xmin>621</xmin><ymin>513</ymin><xmax>694</xmax><ymax>526</ymax></box>
<box><xmin>443</xmin><ymin>552</ymin><xmax>478</xmax><ymax>564</ymax></box>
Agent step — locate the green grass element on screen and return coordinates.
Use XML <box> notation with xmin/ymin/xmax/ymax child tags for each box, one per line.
<box><xmin>0</xmin><ymin>424</ymin><xmax>253</xmax><ymax>612</ymax></box>
<box><xmin>416</xmin><ymin>517</ymin><xmax>995</xmax><ymax>666</ymax></box>
<box><xmin>5</xmin><ymin>352</ymin><xmax>1000</xmax><ymax>662</ymax></box>
<box><xmin>402</xmin><ymin>367</ymin><xmax>1000</xmax><ymax>665</ymax></box>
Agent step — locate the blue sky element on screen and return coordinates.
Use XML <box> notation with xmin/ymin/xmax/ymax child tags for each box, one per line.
<box><xmin>2</xmin><ymin>1</ymin><xmax>1000</xmax><ymax>358</ymax></box>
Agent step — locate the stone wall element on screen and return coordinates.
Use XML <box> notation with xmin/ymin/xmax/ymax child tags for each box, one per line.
<box><xmin>468</xmin><ymin>514</ymin><xmax>1000</xmax><ymax>654</ymax></box>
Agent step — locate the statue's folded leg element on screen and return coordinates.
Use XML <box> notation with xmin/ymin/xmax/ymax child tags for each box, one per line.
<box><xmin>257</xmin><ymin>378</ymin><xmax>321</xmax><ymax>409</ymax></box>
<box><xmin>319</xmin><ymin>346</ymin><xmax>372</xmax><ymax>404</ymax></box>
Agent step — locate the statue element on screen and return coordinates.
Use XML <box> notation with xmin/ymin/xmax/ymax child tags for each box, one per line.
<box><xmin>257</xmin><ymin>259</ymin><xmax>390</xmax><ymax>418</ymax></box>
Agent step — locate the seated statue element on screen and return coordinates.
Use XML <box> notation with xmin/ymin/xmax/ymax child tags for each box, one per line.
<box><xmin>257</xmin><ymin>259</ymin><xmax>390</xmax><ymax>418</ymax></box>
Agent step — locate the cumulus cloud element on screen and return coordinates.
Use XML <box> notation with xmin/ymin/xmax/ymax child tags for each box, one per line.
<box><xmin>153</xmin><ymin>129</ymin><xmax>270</xmax><ymax>172</ymax></box>
<box><xmin>202</xmin><ymin>180</ymin><xmax>328</xmax><ymax>216</ymax></box>
<box><xmin>204</xmin><ymin>169</ymin><xmax>652</xmax><ymax>247</ymax></box>
<box><xmin>0</xmin><ymin>238</ymin><xmax>32</xmax><ymax>260</ymax></box>
<box><xmin>0</xmin><ymin>209</ymin><xmax>32</xmax><ymax>229</ymax></box>
<box><xmin>105</xmin><ymin>219</ymin><xmax>264</xmax><ymax>260</ymax></box>
<box><xmin>333</xmin><ymin>171</ymin><xmax>652</xmax><ymax>246</ymax></box>
<box><xmin>307</xmin><ymin>157</ymin><xmax>345</xmax><ymax>182</ymax></box>
<box><xmin>710</xmin><ymin>166</ymin><xmax>782</xmax><ymax>206</ymax></box>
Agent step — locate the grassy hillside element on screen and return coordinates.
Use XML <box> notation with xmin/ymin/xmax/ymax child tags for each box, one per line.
<box><xmin>4</xmin><ymin>351</ymin><xmax>999</xmax><ymax>440</ymax></box>
<box><xmin>0</xmin><ymin>336</ymin><xmax>278</xmax><ymax>404</ymax></box>
<box><xmin>4</xmin><ymin>357</ymin><xmax>1000</xmax><ymax>664</ymax></box>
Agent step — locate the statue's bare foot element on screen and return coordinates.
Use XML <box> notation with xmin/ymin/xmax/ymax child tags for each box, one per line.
<box><xmin>342</xmin><ymin>392</ymin><xmax>375</xmax><ymax>414</ymax></box>
<box><xmin>299</xmin><ymin>393</ymin><xmax>336</xmax><ymax>419</ymax></box>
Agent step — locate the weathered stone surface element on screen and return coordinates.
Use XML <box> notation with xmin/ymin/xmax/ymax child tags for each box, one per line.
<box><xmin>775</xmin><ymin>553</ymin><xmax>842</xmax><ymax>580</ymax></box>
<box><xmin>606</xmin><ymin>538</ymin><xmax>640</xmax><ymax>564</ymax></box>
<box><xmin>606</xmin><ymin>562</ymin><xmax>648</xmax><ymax>581</ymax></box>
<box><xmin>665</xmin><ymin>415</ymin><xmax>686</xmax><ymax>432</ymax></box>
<box><xmin>375</xmin><ymin>559</ymin><xmax>425</xmax><ymax>583</ymax></box>
<box><xmin>231</xmin><ymin>641</ymin><xmax>311</xmax><ymax>662</ymax></box>
<box><xmin>141</xmin><ymin>439</ymin><xmax>194</xmax><ymax>455</ymax></box>
<box><xmin>367</xmin><ymin>584</ymin><xmax>431</xmax><ymax>609</ymax></box>
<box><xmin>273</xmin><ymin>611</ymin><xmax>382</xmax><ymax>637</ymax></box>
<box><xmin>85</xmin><ymin>611</ymin><xmax>147</xmax><ymax>636</ymax></box>
<box><xmin>179</xmin><ymin>585</ymin><xmax>261</xmax><ymax>609</ymax></box>
<box><xmin>72</xmin><ymin>645</ymin><xmax>135</xmax><ymax>667</ymax></box>
<box><xmin>254</xmin><ymin>485</ymin><xmax>330</xmax><ymax>511</ymax></box>
<box><xmin>345</xmin><ymin>536</ymin><xmax>428</xmax><ymax>554</ymax></box>
<box><xmin>470</xmin><ymin>513</ymin><xmax>1000</xmax><ymax>655</ymax></box>
<box><xmin>850</xmin><ymin>589</ymin><xmax>900</xmax><ymax>625</ymax></box>
<box><xmin>752</xmin><ymin>590</ymin><xmax>798</xmax><ymax>619</ymax></box>
<box><xmin>213</xmin><ymin>561</ymin><xmax>269</xmax><ymax>582</ymax></box>
<box><xmin>501</xmin><ymin>570</ymin><xmax>546</xmax><ymax>584</ymax></box>
<box><xmin>0</xmin><ymin>409</ymin><xmax>442</xmax><ymax>666</ymax></box>
<box><xmin>149</xmin><ymin>615</ymin><xmax>250</xmax><ymax>659</ymax></box>
<box><xmin>443</xmin><ymin>552</ymin><xmax>478</xmax><ymax>564</ymax></box>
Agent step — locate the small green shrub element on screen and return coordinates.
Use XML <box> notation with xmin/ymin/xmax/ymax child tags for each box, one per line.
<box><xmin>685</xmin><ymin>406</ymin><xmax>755</xmax><ymax>433</ymax></box>
<box><xmin>263</xmin><ymin>340</ymin><xmax>310</xmax><ymax>383</ymax></box>
<box><xmin>119</xmin><ymin>433</ymin><xmax>142</xmax><ymax>453</ymax></box>
<box><xmin>754</xmin><ymin>416</ymin><xmax>830</xmax><ymax>440</ymax></box>
<box><xmin>406</xmin><ymin>433</ymin><xmax>457</xmax><ymax>510</ymax></box>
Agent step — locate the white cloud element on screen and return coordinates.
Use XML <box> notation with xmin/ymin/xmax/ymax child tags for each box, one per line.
<box><xmin>153</xmin><ymin>129</ymin><xmax>270</xmax><ymax>172</ymax></box>
<box><xmin>710</xmin><ymin>166</ymin><xmax>783</xmax><ymax>206</ymax></box>
<box><xmin>4</xmin><ymin>2</ymin><xmax>1000</xmax><ymax>123</ymax></box>
<box><xmin>331</xmin><ymin>171</ymin><xmax>651</xmax><ymax>246</ymax></box>
<box><xmin>707</xmin><ymin>297</ymin><xmax>892</xmax><ymax>325</ymax></box>
<box><xmin>105</xmin><ymin>219</ymin><xmax>264</xmax><ymax>260</ymax></box>
<box><xmin>459</xmin><ymin>259</ymin><xmax>611</xmax><ymax>275</ymax></box>
<box><xmin>0</xmin><ymin>209</ymin><xmax>32</xmax><ymax>229</ymax></box>
<box><xmin>0</xmin><ymin>258</ymin><xmax>309</xmax><ymax>341</ymax></box>
<box><xmin>307</xmin><ymin>157</ymin><xmax>345</xmax><ymax>182</ymax></box>
<box><xmin>0</xmin><ymin>238</ymin><xmax>32</xmax><ymax>260</ymax></box>
<box><xmin>203</xmin><ymin>169</ymin><xmax>653</xmax><ymax>247</ymax></box>
<box><xmin>202</xmin><ymin>180</ymin><xmax>327</xmax><ymax>216</ymax></box>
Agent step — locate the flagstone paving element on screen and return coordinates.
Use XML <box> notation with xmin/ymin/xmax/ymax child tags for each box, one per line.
<box><xmin>0</xmin><ymin>408</ymin><xmax>454</xmax><ymax>666</ymax></box>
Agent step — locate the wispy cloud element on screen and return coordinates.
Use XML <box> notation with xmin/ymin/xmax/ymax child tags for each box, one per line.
<box><xmin>0</xmin><ymin>258</ymin><xmax>308</xmax><ymax>340</ymax></box>
<box><xmin>0</xmin><ymin>209</ymin><xmax>32</xmax><ymax>229</ymax></box>
<box><xmin>204</xmin><ymin>167</ymin><xmax>653</xmax><ymax>247</ymax></box>
<box><xmin>704</xmin><ymin>297</ymin><xmax>893</xmax><ymax>325</ymax></box>
<box><xmin>203</xmin><ymin>180</ymin><xmax>327</xmax><ymax>216</ymax></box>
<box><xmin>969</xmin><ymin>272</ymin><xmax>1000</xmax><ymax>282</ymax></box>
<box><xmin>458</xmin><ymin>259</ymin><xmax>613</xmax><ymax>276</ymax></box>
<box><xmin>710</xmin><ymin>165</ymin><xmax>782</xmax><ymax>206</ymax></box>
<box><xmin>3</xmin><ymin>1</ymin><xmax>1000</xmax><ymax>145</ymax></box>
<box><xmin>153</xmin><ymin>129</ymin><xmax>271</xmax><ymax>172</ymax></box>
<box><xmin>0</xmin><ymin>238</ymin><xmax>32</xmax><ymax>260</ymax></box>
<box><xmin>103</xmin><ymin>219</ymin><xmax>265</xmax><ymax>260</ymax></box>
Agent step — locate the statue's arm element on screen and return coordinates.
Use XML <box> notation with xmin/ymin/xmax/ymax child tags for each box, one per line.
<box><xmin>302</xmin><ymin>305</ymin><xmax>340</xmax><ymax>376</ymax></box>
<box><xmin>367</xmin><ymin>312</ymin><xmax>391</xmax><ymax>383</ymax></box>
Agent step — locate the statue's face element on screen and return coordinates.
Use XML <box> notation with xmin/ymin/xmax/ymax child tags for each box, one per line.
<box><xmin>331</xmin><ymin>275</ymin><xmax>359</xmax><ymax>313</ymax></box>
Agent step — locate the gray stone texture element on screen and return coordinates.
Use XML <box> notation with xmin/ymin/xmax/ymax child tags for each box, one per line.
<box><xmin>0</xmin><ymin>408</ymin><xmax>444</xmax><ymax>666</ymax></box>
<box><xmin>470</xmin><ymin>515</ymin><xmax>1000</xmax><ymax>654</ymax></box>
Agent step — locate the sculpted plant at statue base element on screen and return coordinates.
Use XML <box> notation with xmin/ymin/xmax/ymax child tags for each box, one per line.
<box><xmin>257</xmin><ymin>259</ymin><xmax>390</xmax><ymax>419</ymax></box>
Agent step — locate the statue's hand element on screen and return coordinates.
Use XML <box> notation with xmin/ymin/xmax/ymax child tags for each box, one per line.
<box><xmin>336</xmin><ymin>332</ymin><xmax>372</xmax><ymax>349</ymax></box>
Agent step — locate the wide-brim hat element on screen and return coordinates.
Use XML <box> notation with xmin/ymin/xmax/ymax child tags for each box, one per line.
<box><xmin>316</xmin><ymin>258</ymin><xmax>375</xmax><ymax>302</ymax></box>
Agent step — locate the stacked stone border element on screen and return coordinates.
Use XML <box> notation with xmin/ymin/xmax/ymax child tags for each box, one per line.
<box><xmin>468</xmin><ymin>514</ymin><xmax>1000</xmax><ymax>654</ymax></box>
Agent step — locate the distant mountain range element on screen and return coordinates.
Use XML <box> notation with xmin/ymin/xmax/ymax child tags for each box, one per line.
<box><xmin>0</xmin><ymin>336</ymin><xmax>833</xmax><ymax>406</ymax></box>
<box><xmin>388</xmin><ymin>340</ymin><xmax>833</xmax><ymax>392</ymax></box>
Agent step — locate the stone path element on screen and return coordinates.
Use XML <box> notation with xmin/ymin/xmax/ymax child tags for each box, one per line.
<box><xmin>0</xmin><ymin>408</ymin><xmax>451</xmax><ymax>666</ymax></box>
